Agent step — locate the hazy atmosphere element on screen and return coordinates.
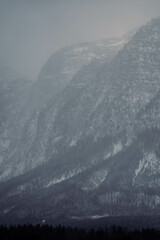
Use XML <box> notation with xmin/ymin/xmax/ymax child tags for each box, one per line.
<box><xmin>1</xmin><ymin>0</ymin><xmax>160</xmax><ymax>229</ymax></box>
<box><xmin>0</xmin><ymin>0</ymin><xmax>160</xmax><ymax>80</ymax></box>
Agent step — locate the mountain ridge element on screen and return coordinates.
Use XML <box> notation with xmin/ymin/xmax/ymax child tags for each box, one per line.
<box><xmin>1</xmin><ymin>18</ymin><xmax>160</xmax><ymax>221</ymax></box>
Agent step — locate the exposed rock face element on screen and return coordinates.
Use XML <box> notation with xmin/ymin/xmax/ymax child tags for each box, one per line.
<box><xmin>1</xmin><ymin>18</ymin><xmax>160</xmax><ymax>221</ymax></box>
<box><xmin>27</xmin><ymin>37</ymin><xmax>128</xmax><ymax>113</ymax></box>
<box><xmin>0</xmin><ymin>36</ymin><xmax>129</xmax><ymax>180</ymax></box>
<box><xmin>0</xmin><ymin>67</ymin><xmax>32</xmax><ymax>179</ymax></box>
<box><xmin>9</xmin><ymin>18</ymin><xmax>160</xmax><ymax>178</ymax></box>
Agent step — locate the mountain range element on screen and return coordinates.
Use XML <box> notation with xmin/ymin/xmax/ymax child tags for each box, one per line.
<box><xmin>0</xmin><ymin>18</ymin><xmax>160</xmax><ymax>223</ymax></box>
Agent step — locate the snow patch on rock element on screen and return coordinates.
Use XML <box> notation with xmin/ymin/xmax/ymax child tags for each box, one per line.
<box><xmin>113</xmin><ymin>141</ymin><xmax>122</xmax><ymax>155</ymax></box>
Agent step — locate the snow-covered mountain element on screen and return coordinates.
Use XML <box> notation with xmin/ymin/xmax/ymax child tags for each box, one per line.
<box><xmin>0</xmin><ymin>36</ymin><xmax>130</xmax><ymax>181</ymax></box>
<box><xmin>5</xmin><ymin>18</ymin><xmax>160</xmax><ymax>180</ymax></box>
<box><xmin>26</xmin><ymin>37</ymin><xmax>129</xmax><ymax>114</ymax></box>
<box><xmin>1</xmin><ymin>18</ymin><xmax>160</xmax><ymax>221</ymax></box>
<box><xmin>0</xmin><ymin>67</ymin><xmax>32</xmax><ymax>178</ymax></box>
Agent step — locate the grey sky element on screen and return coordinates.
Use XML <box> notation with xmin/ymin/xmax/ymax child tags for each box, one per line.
<box><xmin>0</xmin><ymin>0</ymin><xmax>160</xmax><ymax>80</ymax></box>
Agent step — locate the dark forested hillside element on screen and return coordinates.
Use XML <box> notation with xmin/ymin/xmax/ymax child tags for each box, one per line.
<box><xmin>1</xmin><ymin>224</ymin><xmax>160</xmax><ymax>240</ymax></box>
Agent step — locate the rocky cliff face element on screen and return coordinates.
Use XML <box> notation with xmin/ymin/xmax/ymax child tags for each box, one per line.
<box><xmin>26</xmin><ymin>37</ymin><xmax>128</xmax><ymax>114</ymax></box>
<box><xmin>0</xmin><ymin>68</ymin><xmax>32</xmax><ymax>179</ymax></box>
<box><xmin>0</xmin><ymin>36</ymin><xmax>129</xmax><ymax>181</ymax></box>
<box><xmin>1</xmin><ymin>18</ymin><xmax>160</xmax><ymax>221</ymax></box>
<box><xmin>6</xmin><ymin>18</ymin><xmax>160</xmax><ymax>180</ymax></box>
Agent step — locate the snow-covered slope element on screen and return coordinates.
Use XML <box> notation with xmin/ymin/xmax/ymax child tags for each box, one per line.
<box><xmin>1</xmin><ymin>18</ymin><xmax>160</xmax><ymax>220</ymax></box>
<box><xmin>0</xmin><ymin>36</ymin><xmax>130</xmax><ymax>181</ymax></box>
<box><xmin>0</xmin><ymin>67</ymin><xmax>32</xmax><ymax>176</ymax></box>
<box><xmin>27</xmin><ymin>37</ymin><xmax>128</xmax><ymax>113</ymax></box>
<box><xmin>7</xmin><ymin>17</ymin><xmax>160</xmax><ymax>181</ymax></box>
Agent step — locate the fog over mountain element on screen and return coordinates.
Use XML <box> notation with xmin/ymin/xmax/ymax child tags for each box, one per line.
<box><xmin>1</xmin><ymin>1</ymin><xmax>160</xmax><ymax>226</ymax></box>
<box><xmin>0</xmin><ymin>0</ymin><xmax>160</xmax><ymax>80</ymax></box>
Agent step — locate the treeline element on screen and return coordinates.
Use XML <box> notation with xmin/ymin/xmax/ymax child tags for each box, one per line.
<box><xmin>0</xmin><ymin>224</ymin><xmax>160</xmax><ymax>240</ymax></box>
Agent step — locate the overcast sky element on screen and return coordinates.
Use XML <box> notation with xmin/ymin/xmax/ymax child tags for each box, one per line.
<box><xmin>0</xmin><ymin>0</ymin><xmax>160</xmax><ymax>80</ymax></box>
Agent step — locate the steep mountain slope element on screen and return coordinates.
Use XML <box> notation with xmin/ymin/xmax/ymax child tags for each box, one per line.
<box><xmin>0</xmin><ymin>36</ymin><xmax>130</xmax><ymax>181</ymax></box>
<box><xmin>27</xmin><ymin>37</ymin><xmax>128</xmax><ymax>113</ymax></box>
<box><xmin>1</xmin><ymin>18</ymin><xmax>160</xmax><ymax>220</ymax></box>
<box><xmin>5</xmin><ymin>17</ymin><xmax>160</xmax><ymax>182</ymax></box>
<box><xmin>0</xmin><ymin>67</ymin><xmax>32</xmax><ymax>178</ymax></box>
<box><xmin>0</xmin><ymin>130</ymin><xmax>160</xmax><ymax>221</ymax></box>
<box><xmin>90</xmin><ymin>17</ymin><xmax>160</xmax><ymax>138</ymax></box>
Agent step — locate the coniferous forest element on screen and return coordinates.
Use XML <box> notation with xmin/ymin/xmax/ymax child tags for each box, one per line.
<box><xmin>0</xmin><ymin>224</ymin><xmax>160</xmax><ymax>240</ymax></box>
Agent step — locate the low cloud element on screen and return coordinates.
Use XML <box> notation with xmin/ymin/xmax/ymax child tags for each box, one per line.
<box><xmin>0</xmin><ymin>0</ymin><xmax>160</xmax><ymax>80</ymax></box>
